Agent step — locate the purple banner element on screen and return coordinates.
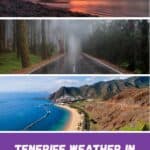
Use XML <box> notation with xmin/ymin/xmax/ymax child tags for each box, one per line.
<box><xmin>0</xmin><ymin>133</ymin><xmax>149</xmax><ymax>150</ymax></box>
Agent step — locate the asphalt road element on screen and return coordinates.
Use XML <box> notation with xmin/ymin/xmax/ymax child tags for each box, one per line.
<box><xmin>32</xmin><ymin>53</ymin><xmax>122</xmax><ymax>74</ymax></box>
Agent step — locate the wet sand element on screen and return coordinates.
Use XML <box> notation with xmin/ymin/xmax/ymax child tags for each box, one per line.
<box><xmin>56</xmin><ymin>104</ymin><xmax>83</xmax><ymax>131</ymax></box>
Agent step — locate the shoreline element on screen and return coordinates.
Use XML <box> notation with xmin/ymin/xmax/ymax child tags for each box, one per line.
<box><xmin>0</xmin><ymin>0</ymin><xmax>93</xmax><ymax>17</ymax></box>
<box><xmin>56</xmin><ymin>104</ymin><xmax>84</xmax><ymax>131</ymax></box>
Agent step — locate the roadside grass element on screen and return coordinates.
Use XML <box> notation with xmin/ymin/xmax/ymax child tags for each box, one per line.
<box><xmin>119</xmin><ymin>61</ymin><xmax>142</xmax><ymax>73</ymax></box>
<box><xmin>69</xmin><ymin>101</ymin><xmax>90</xmax><ymax>131</ymax></box>
<box><xmin>0</xmin><ymin>52</ymin><xmax>41</xmax><ymax>74</ymax></box>
<box><xmin>120</xmin><ymin>122</ymin><xmax>150</xmax><ymax>131</ymax></box>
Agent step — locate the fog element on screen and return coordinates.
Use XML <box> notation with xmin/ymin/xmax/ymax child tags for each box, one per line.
<box><xmin>2</xmin><ymin>20</ymin><xmax>149</xmax><ymax>74</ymax></box>
<box><xmin>49</xmin><ymin>20</ymin><xmax>94</xmax><ymax>71</ymax></box>
<box><xmin>33</xmin><ymin>20</ymin><xmax>97</xmax><ymax>71</ymax></box>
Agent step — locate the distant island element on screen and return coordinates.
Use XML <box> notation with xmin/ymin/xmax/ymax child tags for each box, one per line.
<box><xmin>50</xmin><ymin>77</ymin><xmax>150</xmax><ymax>131</ymax></box>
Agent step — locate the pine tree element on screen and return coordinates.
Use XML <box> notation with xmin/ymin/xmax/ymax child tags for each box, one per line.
<box><xmin>16</xmin><ymin>20</ymin><xmax>31</xmax><ymax>68</ymax></box>
<box><xmin>41</xmin><ymin>20</ymin><xmax>47</xmax><ymax>59</ymax></box>
<box><xmin>13</xmin><ymin>21</ymin><xmax>17</xmax><ymax>52</ymax></box>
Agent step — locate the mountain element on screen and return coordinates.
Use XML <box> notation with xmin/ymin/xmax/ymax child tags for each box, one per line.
<box><xmin>72</xmin><ymin>87</ymin><xmax>150</xmax><ymax>130</ymax></box>
<box><xmin>110</xmin><ymin>87</ymin><xmax>150</xmax><ymax>106</ymax></box>
<box><xmin>49</xmin><ymin>77</ymin><xmax>149</xmax><ymax>103</ymax></box>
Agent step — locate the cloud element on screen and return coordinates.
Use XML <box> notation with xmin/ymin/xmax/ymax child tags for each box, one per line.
<box><xmin>85</xmin><ymin>76</ymin><xmax>100</xmax><ymax>83</ymax></box>
<box><xmin>0</xmin><ymin>76</ymin><xmax>131</xmax><ymax>93</ymax></box>
<box><xmin>103</xmin><ymin>76</ymin><xmax>129</xmax><ymax>82</ymax></box>
<box><xmin>46</xmin><ymin>78</ymin><xmax>81</xmax><ymax>93</ymax></box>
<box><xmin>55</xmin><ymin>79</ymin><xmax>80</xmax><ymax>87</ymax></box>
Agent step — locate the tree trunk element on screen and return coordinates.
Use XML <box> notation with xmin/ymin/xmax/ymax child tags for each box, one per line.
<box><xmin>32</xmin><ymin>21</ymin><xmax>37</xmax><ymax>55</ymax></box>
<box><xmin>0</xmin><ymin>20</ymin><xmax>6</xmax><ymax>52</ymax></box>
<box><xmin>13</xmin><ymin>21</ymin><xmax>17</xmax><ymax>52</ymax></box>
<box><xmin>41</xmin><ymin>20</ymin><xmax>47</xmax><ymax>60</ymax></box>
<box><xmin>16</xmin><ymin>20</ymin><xmax>30</xmax><ymax>68</ymax></box>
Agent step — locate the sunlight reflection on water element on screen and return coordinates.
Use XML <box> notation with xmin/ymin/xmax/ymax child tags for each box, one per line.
<box><xmin>29</xmin><ymin>0</ymin><xmax>149</xmax><ymax>16</ymax></box>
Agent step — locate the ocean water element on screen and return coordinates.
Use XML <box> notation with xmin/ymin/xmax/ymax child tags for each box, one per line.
<box><xmin>28</xmin><ymin>0</ymin><xmax>149</xmax><ymax>16</ymax></box>
<box><xmin>0</xmin><ymin>92</ymin><xmax>70</xmax><ymax>131</ymax></box>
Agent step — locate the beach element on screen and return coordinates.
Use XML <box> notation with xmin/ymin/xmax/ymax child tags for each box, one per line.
<box><xmin>56</xmin><ymin>104</ymin><xmax>83</xmax><ymax>131</ymax></box>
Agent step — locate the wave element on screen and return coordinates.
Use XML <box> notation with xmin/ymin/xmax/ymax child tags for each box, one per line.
<box><xmin>23</xmin><ymin>110</ymin><xmax>51</xmax><ymax>130</ymax></box>
<box><xmin>23</xmin><ymin>103</ymin><xmax>52</xmax><ymax>130</ymax></box>
<box><xmin>29</xmin><ymin>0</ymin><xmax>148</xmax><ymax>17</ymax></box>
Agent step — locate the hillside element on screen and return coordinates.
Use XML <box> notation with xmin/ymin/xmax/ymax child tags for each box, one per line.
<box><xmin>70</xmin><ymin>88</ymin><xmax>150</xmax><ymax>130</ymax></box>
<box><xmin>49</xmin><ymin>77</ymin><xmax>149</xmax><ymax>102</ymax></box>
<box><xmin>111</xmin><ymin>87</ymin><xmax>150</xmax><ymax>106</ymax></box>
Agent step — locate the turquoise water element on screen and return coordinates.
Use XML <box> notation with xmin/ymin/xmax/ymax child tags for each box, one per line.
<box><xmin>0</xmin><ymin>92</ymin><xmax>70</xmax><ymax>131</ymax></box>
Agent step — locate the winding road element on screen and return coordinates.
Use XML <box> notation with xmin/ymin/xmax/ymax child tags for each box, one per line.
<box><xmin>31</xmin><ymin>53</ymin><xmax>122</xmax><ymax>74</ymax></box>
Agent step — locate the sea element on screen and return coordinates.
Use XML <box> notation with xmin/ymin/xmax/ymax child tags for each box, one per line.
<box><xmin>27</xmin><ymin>0</ymin><xmax>149</xmax><ymax>16</ymax></box>
<box><xmin>0</xmin><ymin>92</ymin><xmax>70</xmax><ymax>131</ymax></box>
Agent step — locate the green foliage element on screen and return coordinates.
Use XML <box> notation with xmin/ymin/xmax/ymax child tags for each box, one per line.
<box><xmin>120</xmin><ymin>122</ymin><xmax>150</xmax><ymax>131</ymax></box>
<box><xmin>134</xmin><ymin>69</ymin><xmax>142</xmax><ymax>74</ymax></box>
<box><xmin>120</xmin><ymin>62</ymin><xmax>129</xmax><ymax>68</ymax></box>
<box><xmin>30</xmin><ymin>54</ymin><xmax>41</xmax><ymax>64</ymax></box>
<box><xmin>0</xmin><ymin>52</ymin><xmax>40</xmax><ymax>73</ymax></box>
<box><xmin>46</xmin><ymin>42</ymin><xmax>57</xmax><ymax>57</ymax></box>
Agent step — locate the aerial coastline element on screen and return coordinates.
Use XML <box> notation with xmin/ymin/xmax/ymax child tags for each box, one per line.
<box><xmin>0</xmin><ymin>76</ymin><xmax>149</xmax><ymax>131</ymax></box>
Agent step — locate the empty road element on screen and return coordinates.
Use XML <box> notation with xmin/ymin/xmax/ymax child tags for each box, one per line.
<box><xmin>31</xmin><ymin>53</ymin><xmax>122</xmax><ymax>74</ymax></box>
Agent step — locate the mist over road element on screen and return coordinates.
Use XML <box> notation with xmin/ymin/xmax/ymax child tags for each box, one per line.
<box><xmin>31</xmin><ymin>53</ymin><xmax>122</xmax><ymax>74</ymax></box>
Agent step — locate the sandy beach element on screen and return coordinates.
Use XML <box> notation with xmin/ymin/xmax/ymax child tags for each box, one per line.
<box><xmin>56</xmin><ymin>104</ymin><xmax>83</xmax><ymax>131</ymax></box>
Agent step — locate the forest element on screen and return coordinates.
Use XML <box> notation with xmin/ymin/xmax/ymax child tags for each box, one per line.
<box><xmin>82</xmin><ymin>20</ymin><xmax>149</xmax><ymax>74</ymax></box>
<box><xmin>0</xmin><ymin>20</ymin><xmax>64</xmax><ymax>73</ymax></box>
<box><xmin>0</xmin><ymin>20</ymin><xmax>149</xmax><ymax>73</ymax></box>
